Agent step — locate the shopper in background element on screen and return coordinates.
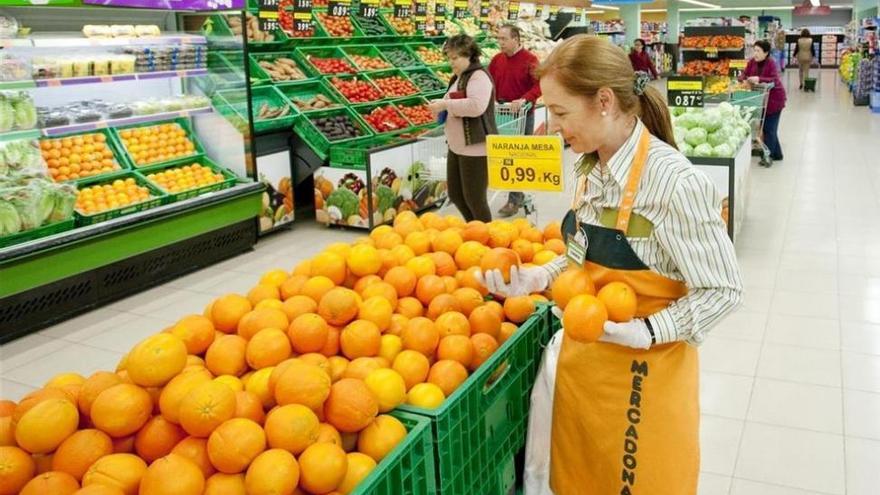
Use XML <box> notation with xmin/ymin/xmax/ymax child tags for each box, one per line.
<box><xmin>428</xmin><ymin>35</ymin><xmax>497</xmax><ymax>222</ymax></box>
<box><xmin>774</xmin><ymin>28</ymin><xmax>787</xmax><ymax>72</ymax></box>
<box><xmin>628</xmin><ymin>38</ymin><xmax>658</xmax><ymax>79</ymax></box>
<box><xmin>489</xmin><ymin>23</ymin><xmax>541</xmax><ymax>218</ymax></box>
<box><xmin>794</xmin><ymin>29</ymin><xmax>816</xmax><ymax>89</ymax></box>
<box><xmin>478</xmin><ymin>35</ymin><xmax>742</xmax><ymax>495</ymax></box>
<box><xmin>741</xmin><ymin>40</ymin><xmax>786</xmax><ymax>162</ymax></box>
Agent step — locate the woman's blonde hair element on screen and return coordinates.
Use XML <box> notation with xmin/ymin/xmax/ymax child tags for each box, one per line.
<box><xmin>535</xmin><ymin>35</ymin><xmax>676</xmax><ymax>147</ymax></box>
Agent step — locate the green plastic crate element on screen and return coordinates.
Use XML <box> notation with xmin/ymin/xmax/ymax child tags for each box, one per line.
<box><xmin>352</xmin><ymin>101</ymin><xmax>414</xmax><ymax>135</ymax></box>
<box><xmin>379</xmin><ymin>44</ymin><xmax>424</xmax><ymax>69</ymax></box>
<box><xmin>249</xmin><ymin>51</ymin><xmax>314</xmax><ymax>83</ymax></box>
<box><xmin>397</xmin><ymin>304</ymin><xmax>553</xmax><ymax>495</ymax></box>
<box><xmin>325</xmin><ymin>73</ymin><xmax>387</xmax><ymax>105</ymax></box>
<box><xmin>276</xmin><ymin>79</ymin><xmax>345</xmax><ymax>114</ymax></box>
<box><xmin>341</xmin><ymin>44</ymin><xmax>394</xmax><ymax>71</ymax></box>
<box><xmin>365</xmin><ymin>68</ymin><xmax>420</xmax><ymax>99</ymax></box>
<box><xmin>431</xmin><ymin>65</ymin><xmax>454</xmax><ymax>86</ymax></box>
<box><xmin>216</xmin><ymin>85</ymin><xmax>298</xmax><ymax>133</ymax></box>
<box><xmin>352</xmin><ymin>14</ymin><xmax>395</xmax><ymax>37</ymax></box>
<box><xmin>312</xmin><ymin>9</ymin><xmax>366</xmax><ymax>39</ymax></box>
<box><xmin>74</xmin><ymin>172</ymin><xmax>167</xmax><ymax>226</ymax></box>
<box><xmin>403</xmin><ymin>68</ymin><xmax>447</xmax><ymax>93</ymax></box>
<box><xmin>293</xmin><ymin>106</ymin><xmax>374</xmax><ymax>160</ymax></box>
<box><xmin>327</xmin><ymin>132</ymin><xmax>407</xmax><ymax>167</ymax></box>
<box><xmin>350</xmin><ymin>410</ymin><xmax>436</xmax><ymax>495</ymax></box>
<box><xmin>381</xmin><ymin>11</ymin><xmax>418</xmax><ymax>37</ymax></box>
<box><xmin>219</xmin><ymin>50</ymin><xmax>272</xmax><ymax>86</ymax></box>
<box><xmin>137</xmin><ymin>156</ymin><xmax>238</xmax><ymax>202</ymax></box>
<box><xmin>391</xmin><ymin>96</ymin><xmax>437</xmax><ymax>127</ymax></box>
<box><xmin>295</xmin><ymin>46</ymin><xmax>358</xmax><ymax>76</ymax></box>
<box><xmin>37</xmin><ymin>129</ymin><xmax>130</xmax><ymax>185</ymax></box>
<box><xmin>407</xmin><ymin>42</ymin><xmax>447</xmax><ymax>66</ymax></box>
<box><xmin>0</xmin><ymin>218</ymin><xmax>76</xmax><ymax>248</ymax></box>
<box><xmin>111</xmin><ymin>118</ymin><xmax>205</xmax><ymax>170</ymax></box>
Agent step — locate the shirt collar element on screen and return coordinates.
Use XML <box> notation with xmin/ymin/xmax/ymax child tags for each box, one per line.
<box><xmin>601</xmin><ymin>119</ymin><xmax>645</xmax><ymax>188</ymax></box>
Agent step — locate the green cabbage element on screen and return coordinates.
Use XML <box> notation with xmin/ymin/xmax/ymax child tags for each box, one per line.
<box><xmin>685</xmin><ymin>127</ymin><xmax>708</xmax><ymax>146</ymax></box>
<box><xmin>326</xmin><ymin>188</ymin><xmax>359</xmax><ymax>219</ymax></box>
<box><xmin>679</xmin><ymin>142</ymin><xmax>693</xmax><ymax>156</ymax></box>
<box><xmin>49</xmin><ymin>183</ymin><xmax>77</xmax><ymax>222</ymax></box>
<box><xmin>713</xmin><ymin>143</ymin><xmax>734</xmax><ymax>157</ymax></box>
<box><xmin>675</xmin><ymin>113</ymin><xmax>698</xmax><ymax>129</ymax></box>
<box><xmin>0</xmin><ymin>201</ymin><xmax>21</xmax><ymax>234</ymax></box>
<box><xmin>0</xmin><ymin>98</ymin><xmax>13</xmax><ymax>132</ymax></box>
<box><xmin>707</xmin><ymin>128</ymin><xmax>730</xmax><ymax>147</ymax></box>
<box><xmin>12</xmin><ymin>95</ymin><xmax>37</xmax><ymax>130</ymax></box>
<box><xmin>693</xmin><ymin>143</ymin><xmax>714</xmax><ymax>157</ymax></box>
<box><xmin>702</xmin><ymin>110</ymin><xmax>723</xmax><ymax>132</ymax></box>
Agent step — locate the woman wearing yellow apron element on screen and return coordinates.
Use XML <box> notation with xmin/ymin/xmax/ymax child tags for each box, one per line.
<box><xmin>478</xmin><ymin>36</ymin><xmax>743</xmax><ymax>495</ymax></box>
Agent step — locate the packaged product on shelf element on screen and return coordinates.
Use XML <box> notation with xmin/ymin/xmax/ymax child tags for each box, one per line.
<box><xmin>0</xmin><ymin>53</ymin><xmax>30</xmax><ymax>82</ymax></box>
<box><xmin>72</xmin><ymin>57</ymin><xmax>92</xmax><ymax>78</ymax></box>
<box><xmin>82</xmin><ymin>25</ymin><xmax>113</xmax><ymax>38</ymax></box>
<box><xmin>0</xmin><ymin>15</ymin><xmax>19</xmax><ymax>38</ymax></box>
<box><xmin>135</xmin><ymin>25</ymin><xmax>161</xmax><ymax>37</ymax></box>
<box><xmin>0</xmin><ymin>92</ymin><xmax>37</xmax><ymax>131</ymax></box>
<box><xmin>106</xmin><ymin>103</ymin><xmax>134</xmax><ymax>119</ymax></box>
<box><xmin>111</xmin><ymin>25</ymin><xmax>136</xmax><ymax>38</ymax></box>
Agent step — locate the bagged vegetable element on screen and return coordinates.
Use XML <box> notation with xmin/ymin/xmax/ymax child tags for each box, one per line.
<box><xmin>11</xmin><ymin>92</ymin><xmax>37</xmax><ymax>130</ymax></box>
<box><xmin>0</xmin><ymin>200</ymin><xmax>22</xmax><ymax>235</ymax></box>
<box><xmin>0</xmin><ymin>95</ymin><xmax>14</xmax><ymax>132</ymax></box>
<box><xmin>49</xmin><ymin>182</ymin><xmax>77</xmax><ymax>222</ymax></box>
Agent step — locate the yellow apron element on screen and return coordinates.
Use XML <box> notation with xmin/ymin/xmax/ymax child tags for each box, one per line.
<box><xmin>549</xmin><ymin>131</ymin><xmax>699</xmax><ymax>495</ymax></box>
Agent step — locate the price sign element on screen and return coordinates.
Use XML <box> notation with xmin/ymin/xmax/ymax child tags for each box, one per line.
<box><xmin>258</xmin><ymin>0</ymin><xmax>281</xmax><ymax>32</ymax></box>
<box><xmin>479</xmin><ymin>0</ymin><xmax>489</xmax><ymax>29</ymax></box>
<box><xmin>359</xmin><ymin>0</ymin><xmax>379</xmax><ymax>18</ymax></box>
<box><xmin>453</xmin><ymin>0</ymin><xmax>468</xmax><ymax>19</ymax></box>
<box><xmin>667</xmin><ymin>76</ymin><xmax>704</xmax><ymax>108</ymax></box>
<box><xmin>573</xmin><ymin>8</ymin><xmax>582</xmax><ymax>23</ymax></box>
<box><xmin>548</xmin><ymin>5</ymin><xmax>559</xmax><ymax>22</ymax></box>
<box><xmin>258</xmin><ymin>0</ymin><xmax>280</xmax><ymax>10</ymax></box>
<box><xmin>292</xmin><ymin>0</ymin><xmax>312</xmax><ymax>32</ymax></box>
<box><xmin>414</xmin><ymin>0</ymin><xmax>427</xmax><ymax>16</ymax></box>
<box><xmin>258</xmin><ymin>16</ymin><xmax>281</xmax><ymax>31</ymax></box>
<box><xmin>727</xmin><ymin>59</ymin><xmax>747</xmax><ymax>78</ymax></box>
<box><xmin>487</xmin><ymin>136</ymin><xmax>564</xmax><ymax>192</ymax></box>
<box><xmin>394</xmin><ymin>0</ymin><xmax>411</xmax><ymax>18</ymax></box>
<box><xmin>704</xmin><ymin>46</ymin><xmax>718</xmax><ymax>59</ymax></box>
<box><xmin>328</xmin><ymin>0</ymin><xmax>350</xmax><ymax>16</ymax></box>
<box><xmin>507</xmin><ymin>1</ymin><xmax>519</xmax><ymax>21</ymax></box>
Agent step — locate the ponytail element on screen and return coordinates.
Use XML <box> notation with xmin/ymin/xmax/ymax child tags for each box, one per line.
<box><xmin>638</xmin><ymin>85</ymin><xmax>676</xmax><ymax>148</ymax></box>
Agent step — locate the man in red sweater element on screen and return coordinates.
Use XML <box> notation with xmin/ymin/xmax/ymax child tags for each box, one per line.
<box><xmin>488</xmin><ymin>24</ymin><xmax>541</xmax><ymax>217</ymax></box>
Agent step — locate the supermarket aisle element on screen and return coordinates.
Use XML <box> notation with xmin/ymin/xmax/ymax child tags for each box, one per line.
<box><xmin>3</xmin><ymin>69</ymin><xmax>880</xmax><ymax>495</ymax></box>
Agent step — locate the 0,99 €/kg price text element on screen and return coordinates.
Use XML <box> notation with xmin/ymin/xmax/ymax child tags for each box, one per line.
<box><xmin>487</xmin><ymin>135</ymin><xmax>564</xmax><ymax>192</ymax></box>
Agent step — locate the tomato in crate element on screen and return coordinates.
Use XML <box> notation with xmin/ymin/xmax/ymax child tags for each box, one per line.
<box><xmin>308</xmin><ymin>55</ymin><xmax>357</xmax><ymax>75</ymax></box>
<box><xmin>329</xmin><ymin>76</ymin><xmax>384</xmax><ymax>103</ymax></box>
<box><xmin>361</xmin><ymin>105</ymin><xmax>410</xmax><ymax>133</ymax></box>
<box><xmin>370</xmin><ymin>75</ymin><xmax>419</xmax><ymax>98</ymax></box>
<box><xmin>316</xmin><ymin>12</ymin><xmax>355</xmax><ymax>37</ymax></box>
<box><xmin>395</xmin><ymin>101</ymin><xmax>435</xmax><ymax>126</ymax></box>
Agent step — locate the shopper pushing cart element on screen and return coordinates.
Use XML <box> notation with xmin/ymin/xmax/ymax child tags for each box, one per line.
<box><xmin>739</xmin><ymin>40</ymin><xmax>786</xmax><ymax>166</ymax></box>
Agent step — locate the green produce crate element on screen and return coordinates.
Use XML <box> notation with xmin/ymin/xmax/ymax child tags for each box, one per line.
<box><xmin>407</xmin><ymin>42</ymin><xmax>447</xmax><ymax>66</ymax></box>
<box><xmin>431</xmin><ymin>65</ymin><xmax>454</xmax><ymax>86</ymax></box>
<box><xmin>312</xmin><ymin>9</ymin><xmax>366</xmax><ymax>39</ymax></box>
<box><xmin>328</xmin><ymin>133</ymin><xmax>408</xmax><ymax>167</ymax></box>
<box><xmin>352</xmin><ymin>101</ymin><xmax>414</xmax><ymax>135</ymax></box>
<box><xmin>341</xmin><ymin>44</ymin><xmax>394</xmax><ymax>71</ymax></box>
<box><xmin>351</xmin><ymin>410</ymin><xmax>436</xmax><ymax>495</ymax></box>
<box><xmin>381</xmin><ymin>11</ymin><xmax>418</xmax><ymax>37</ymax></box>
<box><xmin>365</xmin><ymin>68</ymin><xmax>420</xmax><ymax>99</ymax></box>
<box><xmin>293</xmin><ymin>107</ymin><xmax>375</xmax><ymax>160</ymax></box>
<box><xmin>38</xmin><ymin>129</ymin><xmax>131</xmax><ymax>185</ymax></box>
<box><xmin>352</xmin><ymin>14</ymin><xmax>394</xmax><ymax>36</ymax></box>
<box><xmin>403</xmin><ymin>68</ymin><xmax>447</xmax><ymax>93</ymax></box>
<box><xmin>380</xmin><ymin>45</ymin><xmax>424</xmax><ymax>68</ymax></box>
<box><xmin>0</xmin><ymin>219</ymin><xmax>75</xmax><ymax>249</ymax></box>
<box><xmin>326</xmin><ymin>73</ymin><xmax>387</xmax><ymax>105</ymax></box>
<box><xmin>295</xmin><ymin>46</ymin><xmax>358</xmax><ymax>76</ymax></box>
<box><xmin>204</xmin><ymin>13</ymin><xmax>290</xmax><ymax>49</ymax></box>
<box><xmin>249</xmin><ymin>51</ymin><xmax>314</xmax><ymax>82</ymax></box>
<box><xmin>111</xmin><ymin>118</ymin><xmax>205</xmax><ymax>170</ymax></box>
<box><xmin>137</xmin><ymin>156</ymin><xmax>238</xmax><ymax>202</ymax></box>
<box><xmin>219</xmin><ymin>50</ymin><xmax>272</xmax><ymax>86</ymax></box>
<box><xmin>391</xmin><ymin>96</ymin><xmax>437</xmax><ymax>127</ymax></box>
<box><xmin>276</xmin><ymin>79</ymin><xmax>344</xmax><ymax>114</ymax></box>
<box><xmin>216</xmin><ymin>85</ymin><xmax>298</xmax><ymax>133</ymax></box>
<box><xmin>74</xmin><ymin>172</ymin><xmax>167</xmax><ymax>226</ymax></box>
<box><xmin>397</xmin><ymin>304</ymin><xmax>553</xmax><ymax>495</ymax></box>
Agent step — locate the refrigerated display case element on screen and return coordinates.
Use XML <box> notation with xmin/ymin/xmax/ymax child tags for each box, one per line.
<box><xmin>0</xmin><ymin>4</ymin><xmax>265</xmax><ymax>342</ymax></box>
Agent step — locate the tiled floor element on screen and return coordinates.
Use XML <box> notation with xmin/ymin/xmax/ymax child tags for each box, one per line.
<box><xmin>2</xmin><ymin>68</ymin><xmax>879</xmax><ymax>494</ymax></box>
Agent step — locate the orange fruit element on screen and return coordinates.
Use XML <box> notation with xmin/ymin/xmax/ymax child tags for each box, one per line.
<box><xmin>293</xmin><ymin>260</ymin><xmax>312</xmax><ymax>277</ymax></box>
<box><xmin>210</xmin><ymin>294</ymin><xmax>253</xmax><ymax>333</ymax></box>
<box><xmin>205</xmin><ymin>335</ymin><xmax>248</xmax><ymax>377</ymax></box>
<box><xmin>340</xmin><ymin>320</ymin><xmax>382</xmax><ymax>359</ymax></box>
<box><xmin>260</xmin><ymin>269</ymin><xmax>289</xmax><ymax>288</ymax></box>
<box><xmin>392</xmin><ymin>350</ymin><xmax>430</xmax><ymax>391</ymax></box>
<box><xmin>389</xmin><ymin>244</ymin><xmax>416</xmax><ymax>266</ymax></box>
<box><xmin>437</xmin><ymin>335</ymin><xmax>474</xmax><ymax>369</ymax></box>
<box><xmin>378</xmin><ymin>334</ymin><xmax>403</xmax><ymax>364</ymax></box>
<box><xmin>204</xmin><ymin>473</ymin><xmax>245</xmax><ymax>495</ymax></box>
<box><xmin>0</xmin><ymin>400</ymin><xmax>14</xmax><ymax>417</ymax></box>
<box><xmin>170</xmin><ymin>437</ymin><xmax>215</xmax><ymax>478</ymax></box>
<box><xmin>455</xmin><ymin>241</ymin><xmax>487</xmax><ymax>270</ymax></box>
<box><xmin>462</xmin><ymin>221</ymin><xmax>490</xmax><ymax>244</ymax></box>
<box><xmin>485</xmin><ymin>300</ymin><xmax>505</xmax><ymax>321</ymax></box>
<box><xmin>452</xmin><ymin>287</ymin><xmax>484</xmax><ymax>316</ymax></box>
<box><xmin>434</xmin><ymin>311</ymin><xmax>470</xmax><ymax>338</ymax></box>
<box><xmin>298</xmin><ymin>442</ymin><xmax>347</xmax><ymax>494</ymax></box>
<box><xmin>264</xmin><ymin>404</ymin><xmax>319</xmax><ymax>455</ymax></box>
<box><xmin>375</xmin><ymin>232</ymin><xmax>403</xmax><ymax>250</ymax></box>
<box><xmin>405</xmin><ymin>256</ymin><xmax>436</xmax><ymax>279</ymax></box>
<box><xmin>393</xmin><ymin>211</ymin><xmax>417</xmax><ymax>227</ymax></box>
<box><xmin>328</xmin><ymin>357</ymin><xmax>349</xmax><ymax>383</ymax></box>
<box><xmin>363</xmin><ymin>369</ymin><xmax>407</xmax><ymax>413</ymax></box>
<box><xmin>394</xmin><ymin>219</ymin><xmax>423</xmax><ymax>239</ymax></box>
<box><xmin>207</xmin><ymin>418</ymin><xmax>266</xmax><ymax>474</ymax></box>
<box><xmin>323</xmin><ymin>379</ymin><xmax>378</xmax><ymax>433</ymax></box>
<box><xmin>511</xmin><ymin>239</ymin><xmax>535</xmax><ymax>263</ymax></box>
<box><xmin>81</xmin><ymin>453</ymin><xmax>147</xmax><ymax>495</ymax></box>
<box><xmin>0</xmin><ymin>417</ymin><xmax>11</xmax><ymax>446</ymax></box>
<box><xmin>404</xmin><ymin>231</ymin><xmax>431</xmax><ymax>255</ymax></box>
<box><xmin>0</xmin><ymin>446</ymin><xmax>35</xmax><ymax>495</ymax></box>
<box><xmin>342</xmin><ymin>357</ymin><xmax>384</xmax><ymax>381</ymax></box>
<box><xmin>550</xmin><ymin>268</ymin><xmax>597</xmax><ymax>309</ymax></box>
<box><xmin>311</xmin><ymin>252</ymin><xmax>348</xmax><ymax>285</ymax></box>
<box><xmin>479</xmin><ymin>248</ymin><xmax>521</xmax><ymax>283</ymax></box>
<box><xmin>544</xmin><ymin>238</ymin><xmax>565</xmax><ymax>255</ymax></box>
<box><xmin>45</xmin><ymin>372</ymin><xmax>85</xmax><ymax>389</ymax></box>
<box><xmin>353</xmin><ymin>274</ymin><xmax>382</xmax><ymax>294</ymax></box>
<box><xmin>274</xmin><ymin>360</ymin><xmax>331</xmax><ymax>410</ymax></box>
<box><xmin>244</xmin><ymin>449</ymin><xmax>299</xmax><ymax>495</ymax></box>
<box><xmin>246</xmin><ymin>284</ymin><xmax>280</xmax><ymax>307</ymax></box>
<box><xmin>244</xmin><ymin>367</ymin><xmax>274</xmax><ymax>409</ymax></box>
<box><xmin>280</xmin><ymin>295</ymin><xmax>318</xmax><ymax>322</ymax></box>
<box><xmin>357</xmin><ymin>415</ymin><xmax>406</xmax><ymax>462</ymax></box>
<box><xmin>503</xmin><ymin>296</ymin><xmax>535</xmax><ymax>324</ymax></box>
<box><xmin>170</xmin><ymin>315</ymin><xmax>215</xmax><ymax>355</ymax></box>
<box><xmin>52</xmin><ymin>429</ymin><xmax>113</xmax><ymax>481</ymax></box>
<box><xmin>178</xmin><ymin>381</ymin><xmax>236</xmax><ymax>438</ymax></box>
<box><xmin>487</xmin><ymin>225</ymin><xmax>513</xmax><ymax>248</ymax></box>
<box><xmin>158</xmin><ymin>368</ymin><xmax>213</xmax><ymax>424</ymax></box>
<box><xmin>347</xmin><ymin>244</ymin><xmax>382</xmax><ymax>277</ymax></box>
<box><xmin>360</xmin><ymin>282</ymin><xmax>398</xmax><ymax>310</ymax></box>
<box><xmin>428</xmin><ymin>251</ymin><xmax>458</xmax><ymax>277</ymax></box>
<box><xmin>359</xmin><ymin>296</ymin><xmax>393</xmax><ymax>332</ymax></box>
<box><xmin>406</xmin><ymin>383</ymin><xmax>445</xmax><ymax>409</ymax></box>
<box><xmin>326</xmin><ymin>242</ymin><xmax>352</xmax><ymax>258</ymax></box>
<box><xmin>499</xmin><ymin>322</ymin><xmax>517</xmax><ymax>344</ymax></box>
<box><xmin>73</xmin><ymin>485</ymin><xmax>127</xmax><ymax>495</ymax></box>
<box><xmin>299</xmin><ymin>353</ymin><xmax>331</xmax><ymax>376</ymax></box>
<box><xmin>468</xmin><ymin>305</ymin><xmax>502</xmax><ymax>339</ymax></box>
<box><xmin>470</xmin><ymin>333</ymin><xmax>499</xmax><ymax>371</ymax></box>
<box><xmin>321</xmin><ymin>326</ymin><xmax>341</xmax><ymax>357</ymax></box>
<box><xmin>414</xmin><ymin>275</ymin><xmax>445</xmax><ymax>305</ymax></box>
<box><xmin>279</xmin><ymin>274</ymin><xmax>308</xmax><ymax>300</ymax></box>
<box><xmin>427</xmin><ymin>360</ymin><xmax>468</xmax><ymax>397</ymax></box>
<box><xmin>396</xmin><ymin>297</ymin><xmax>424</xmax><ymax>319</ymax></box>
<box><xmin>301</xmin><ymin>276</ymin><xmax>336</xmax><ymax>303</ymax></box>
<box><xmin>457</xmin><ymin>266</ymin><xmax>489</xmax><ymax>296</ymax></box>
<box><xmin>77</xmin><ymin>372</ymin><xmax>124</xmax><ymax>418</ymax></box>
<box><xmin>246</xmin><ymin>328</ymin><xmax>291</xmax><ymax>369</ymax></box>
<box><xmin>90</xmin><ymin>384</ymin><xmax>152</xmax><ymax>438</ymax></box>
<box><xmin>138</xmin><ymin>454</ymin><xmax>205</xmax><ymax>495</ymax></box>
<box><xmin>532</xmin><ymin>250</ymin><xmax>558</xmax><ymax>265</ymax></box>
<box><xmin>562</xmin><ymin>294</ymin><xmax>608</xmax><ymax>343</ymax></box>
<box><xmin>383</xmin><ymin>266</ymin><xmax>417</xmax><ymax>297</ymax></box>
<box><xmin>288</xmin><ymin>313</ymin><xmax>330</xmax><ymax>354</ymax></box>
<box><xmin>318</xmin><ymin>287</ymin><xmax>360</xmax><ymax>327</ymax></box>
<box><xmin>316</xmin><ymin>423</ymin><xmax>343</xmax><ymax>447</ymax></box>
<box><xmin>596</xmin><ymin>281</ymin><xmax>638</xmax><ymax>323</ymax></box>
<box><xmin>19</xmin><ymin>471</ymin><xmax>79</xmax><ymax>495</ymax></box>
<box><xmin>432</xmin><ymin>229</ymin><xmax>463</xmax><ymax>255</ymax></box>
<box><xmin>426</xmin><ymin>293</ymin><xmax>461</xmax><ymax>320</ymax></box>
<box><xmin>401</xmin><ymin>317</ymin><xmax>440</xmax><ymax>356</ymax></box>
<box><xmin>125</xmin><ymin>334</ymin><xmax>187</xmax><ymax>388</ymax></box>
<box><xmin>337</xmin><ymin>452</ymin><xmax>376</xmax><ymax>494</ymax></box>
<box><xmin>519</xmin><ymin>227</ymin><xmax>544</xmax><ymax>244</ymax></box>
<box><xmin>442</xmin><ymin>275</ymin><xmax>459</xmax><ymax>293</ymax></box>
<box><xmin>543</xmin><ymin>221</ymin><xmax>562</xmax><ymax>240</ymax></box>
<box><xmin>237</xmin><ymin>308</ymin><xmax>289</xmax><ymax>340</ymax></box>
<box><xmin>233</xmin><ymin>391</ymin><xmax>266</xmax><ymax>424</ymax></box>
<box><xmin>387</xmin><ymin>314</ymin><xmax>409</xmax><ymax>337</ymax></box>
<box><xmin>134</xmin><ymin>416</ymin><xmax>186</xmax><ymax>463</ymax></box>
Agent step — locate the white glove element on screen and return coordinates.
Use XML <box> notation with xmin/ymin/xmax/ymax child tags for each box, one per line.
<box><xmin>476</xmin><ymin>265</ymin><xmax>551</xmax><ymax>298</ymax></box>
<box><xmin>600</xmin><ymin>320</ymin><xmax>653</xmax><ymax>349</ymax></box>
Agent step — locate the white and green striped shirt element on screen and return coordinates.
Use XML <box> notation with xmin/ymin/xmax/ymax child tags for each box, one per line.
<box><xmin>544</xmin><ymin>119</ymin><xmax>743</xmax><ymax>346</ymax></box>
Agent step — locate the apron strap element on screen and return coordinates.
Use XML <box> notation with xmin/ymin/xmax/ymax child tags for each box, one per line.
<box><xmin>616</xmin><ymin>130</ymin><xmax>652</xmax><ymax>233</ymax></box>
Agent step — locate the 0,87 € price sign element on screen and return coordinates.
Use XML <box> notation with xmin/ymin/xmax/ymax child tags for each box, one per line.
<box><xmin>667</xmin><ymin>76</ymin><xmax>704</xmax><ymax>108</ymax></box>
<box><xmin>359</xmin><ymin>0</ymin><xmax>379</xmax><ymax>18</ymax></box>
<box><xmin>328</xmin><ymin>0</ymin><xmax>350</xmax><ymax>16</ymax></box>
<box><xmin>487</xmin><ymin>135</ymin><xmax>564</xmax><ymax>192</ymax></box>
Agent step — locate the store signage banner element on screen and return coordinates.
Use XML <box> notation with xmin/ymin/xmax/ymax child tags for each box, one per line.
<box><xmin>83</xmin><ymin>0</ymin><xmax>244</xmax><ymax>9</ymax></box>
<box><xmin>487</xmin><ymin>135</ymin><xmax>564</xmax><ymax>192</ymax></box>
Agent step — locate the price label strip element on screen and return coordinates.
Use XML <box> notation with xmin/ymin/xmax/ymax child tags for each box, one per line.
<box><xmin>360</xmin><ymin>0</ymin><xmax>379</xmax><ymax>18</ymax></box>
<box><xmin>258</xmin><ymin>0</ymin><xmax>281</xmax><ymax>31</ymax></box>
<box><xmin>727</xmin><ymin>59</ymin><xmax>747</xmax><ymax>78</ymax></box>
<box><xmin>414</xmin><ymin>0</ymin><xmax>427</xmax><ymax>31</ymax></box>
<box><xmin>487</xmin><ymin>136</ymin><xmax>564</xmax><ymax>192</ymax></box>
<box><xmin>453</xmin><ymin>0</ymin><xmax>468</xmax><ymax>19</ymax></box>
<box><xmin>293</xmin><ymin>0</ymin><xmax>313</xmax><ymax>32</ymax></box>
<box><xmin>667</xmin><ymin>76</ymin><xmax>704</xmax><ymax>108</ymax></box>
<box><xmin>704</xmin><ymin>46</ymin><xmax>718</xmax><ymax>59</ymax></box>
<box><xmin>394</xmin><ymin>0</ymin><xmax>411</xmax><ymax>18</ymax></box>
<box><xmin>573</xmin><ymin>8</ymin><xmax>582</xmax><ymax>23</ymax></box>
<box><xmin>328</xmin><ymin>0</ymin><xmax>350</xmax><ymax>17</ymax></box>
<box><xmin>508</xmin><ymin>1</ymin><xmax>519</xmax><ymax>20</ymax></box>
<box><xmin>479</xmin><ymin>0</ymin><xmax>489</xmax><ymax>29</ymax></box>
<box><xmin>548</xmin><ymin>5</ymin><xmax>559</xmax><ymax>22</ymax></box>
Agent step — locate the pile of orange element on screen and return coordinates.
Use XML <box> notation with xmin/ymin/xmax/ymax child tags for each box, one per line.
<box><xmin>75</xmin><ymin>178</ymin><xmax>152</xmax><ymax>215</ymax></box>
<box><xmin>117</xmin><ymin>123</ymin><xmax>197</xmax><ymax>167</ymax></box>
<box><xmin>145</xmin><ymin>163</ymin><xmax>225</xmax><ymax>194</ymax></box>
<box><xmin>0</xmin><ymin>212</ymin><xmax>591</xmax><ymax>495</ymax></box>
<box><xmin>40</xmin><ymin>132</ymin><xmax>119</xmax><ymax>182</ymax></box>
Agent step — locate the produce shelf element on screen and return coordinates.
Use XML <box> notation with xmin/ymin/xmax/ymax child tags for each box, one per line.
<box><xmin>0</xmin><ymin>128</ymin><xmax>41</xmax><ymax>143</ymax></box>
<box><xmin>680</xmin><ymin>47</ymin><xmax>745</xmax><ymax>52</ymax></box>
<box><xmin>1</xmin><ymin>33</ymin><xmax>207</xmax><ymax>49</ymax></box>
<box><xmin>40</xmin><ymin>107</ymin><xmax>214</xmax><ymax>138</ymax></box>
<box><xmin>30</xmin><ymin>69</ymin><xmax>209</xmax><ymax>88</ymax></box>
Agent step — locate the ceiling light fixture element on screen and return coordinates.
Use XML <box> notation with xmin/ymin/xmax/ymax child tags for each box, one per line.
<box><xmin>810</xmin><ymin>0</ymin><xmax>820</xmax><ymax>6</ymax></box>
<box><xmin>590</xmin><ymin>4</ymin><xmax>620</xmax><ymax>10</ymax></box>
<box><xmin>680</xmin><ymin>5</ymin><xmax>794</xmax><ymax>11</ymax></box>
<box><xmin>678</xmin><ymin>0</ymin><xmax>722</xmax><ymax>8</ymax></box>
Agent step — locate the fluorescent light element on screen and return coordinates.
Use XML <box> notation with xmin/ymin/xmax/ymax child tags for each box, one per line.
<box><xmin>810</xmin><ymin>0</ymin><xmax>820</xmax><ymax>5</ymax></box>
<box><xmin>583</xmin><ymin>10</ymin><xmax>604</xmax><ymax>14</ymax></box>
<box><xmin>678</xmin><ymin>0</ymin><xmax>721</xmax><ymax>8</ymax></box>
<box><xmin>641</xmin><ymin>9</ymin><xmax>666</xmax><ymax>13</ymax></box>
<box><xmin>681</xmin><ymin>6</ymin><xmax>793</xmax><ymax>11</ymax></box>
<box><xmin>590</xmin><ymin>4</ymin><xmax>619</xmax><ymax>10</ymax></box>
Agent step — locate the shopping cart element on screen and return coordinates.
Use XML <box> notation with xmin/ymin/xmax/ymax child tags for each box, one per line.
<box><xmin>732</xmin><ymin>82</ymin><xmax>773</xmax><ymax>167</ymax></box>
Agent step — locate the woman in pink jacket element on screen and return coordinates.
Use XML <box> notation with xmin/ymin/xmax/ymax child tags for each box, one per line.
<box><xmin>741</xmin><ymin>40</ymin><xmax>786</xmax><ymax>163</ymax></box>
